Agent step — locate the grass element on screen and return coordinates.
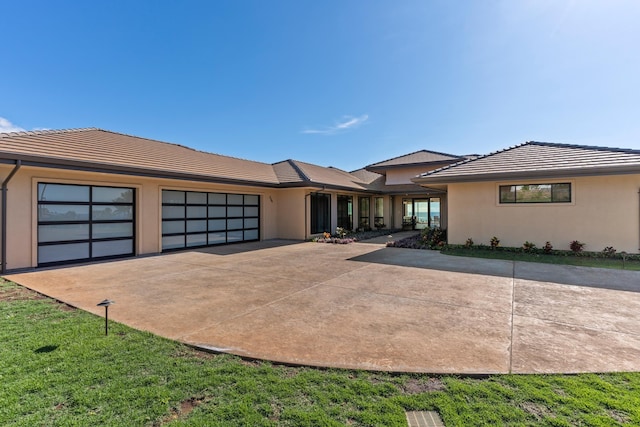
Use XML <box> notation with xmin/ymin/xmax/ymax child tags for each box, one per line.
<box><xmin>2</xmin><ymin>278</ymin><xmax>640</xmax><ymax>426</ymax></box>
<box><xmin>441</xmin><ymin>246</ymin><xmax>640</xmax><ymax>271</ymax></box>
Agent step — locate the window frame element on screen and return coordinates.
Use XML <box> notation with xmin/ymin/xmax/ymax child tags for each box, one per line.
<box><xmin>498</xmin><ymin>182</ymin><xmax>572</xmax><ymax>204</ymax></box>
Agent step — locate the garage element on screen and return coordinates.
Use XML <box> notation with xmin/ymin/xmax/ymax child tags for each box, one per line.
<box><xmin>37</xmin><ymin>183</ymin><xmax>135</xmax><ymax>266</ymax></box>
<box><xmin>161</xmin><ymin>190</ymin><xmax>260</xmax><ymax>251</ymax></box>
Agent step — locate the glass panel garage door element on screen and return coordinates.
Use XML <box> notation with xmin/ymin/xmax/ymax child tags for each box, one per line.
<box><xmin>37</xmin><ymin>183</ymin><xmax>135</xmax><ymax>266</ymax></box>
<box><xmin>161</xmin><ymin>190</ymin><xmax>260</xmax><ymax>251</ymax></box>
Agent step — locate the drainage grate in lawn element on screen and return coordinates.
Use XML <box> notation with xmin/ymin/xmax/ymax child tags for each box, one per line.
<box><xmin>405</xmin><ymin>411</ymin><xmax>445</xmax><ymax>427</ymax></box>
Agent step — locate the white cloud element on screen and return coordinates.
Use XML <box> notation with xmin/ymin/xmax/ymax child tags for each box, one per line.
<box><xmin>302</xmin><ymin>114</ymin><xmax>369</xmax><ymax>135</ymax></box>
<box><xmin>0</xmin><ymin>117</ymin><xmax>26</xmax><ymax>133</ymax></box>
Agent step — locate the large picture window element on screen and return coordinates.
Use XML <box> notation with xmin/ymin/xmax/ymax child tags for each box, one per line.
<box><xmin>37</xmin><ymin>183</ymin><xmax>135</xmax><ymax>266</ymax></box>
<box><xmin>499</xmin><ymin>183</ymin><xmax>571</xmax><ymax>204</ymax></box>
<box><xmin>162</xmin><ymin>190</ymin><xmax>259</xmax><ymax>251</ymax></box>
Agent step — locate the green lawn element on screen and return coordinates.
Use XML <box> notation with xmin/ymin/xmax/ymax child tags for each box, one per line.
<box><xmin>441</xmin><ymin>247</ymin><xmax>640</xmax><ymax>271</ymax></box>
<box><xmin>2</xmin><ymin>279</ymin><xmax>639</xmax><ymax>426</ymax></box>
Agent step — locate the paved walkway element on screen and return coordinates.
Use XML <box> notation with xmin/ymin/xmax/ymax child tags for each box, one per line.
<box><xmin>6</xmin><ymin>239</ymin><xmax>640</xmax><ymax>374</ymax></box>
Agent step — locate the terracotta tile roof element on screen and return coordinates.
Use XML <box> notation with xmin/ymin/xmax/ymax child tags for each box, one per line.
<box><xmin>413</xmin><ymin>141</ymin><xmax>640</xmax><ymax>184</ymax></box>
<box><xmin>281</xmin><ymin>160</ymin><xmax>370</xmax><ymax>191</ymax></box>
<box><xmin>0</xmin><ymin>128</ymin><xmax>281</xmax><ymax>185</ymax></box>
<box><xmin>366</xmin><ymin>149</ymin><xmax>465</xmax><ymax>172</ymax></box>
<box><xmin>0</xmin><ymin>128</ymin><xmax>382</xmax><ymax>190</ymax></box>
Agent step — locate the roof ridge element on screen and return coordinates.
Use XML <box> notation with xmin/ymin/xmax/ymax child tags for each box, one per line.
<box><xmin>0</xmin><ymin>127</ymin><xmax>98</xmax><ymax>138</ymax></box>
<box><xmin>284</xmin><ymin>159</ymin><xmax>312</xmax><ymax>182</ymax></box>
<box><xmin>528</xmin><ymin>140</ymin><xmax>640</xmax><ymax>154</ymax></box>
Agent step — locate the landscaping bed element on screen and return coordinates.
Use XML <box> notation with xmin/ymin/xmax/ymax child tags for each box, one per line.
<box><xmin>313</xmin><ymin>228</ymin><xmax>400</xmax><ymax>244</ymax></box>
<box><xmin>386</xmin><ymin>229</ymin><xmax>640</xmax><ymax>270</ymax></box>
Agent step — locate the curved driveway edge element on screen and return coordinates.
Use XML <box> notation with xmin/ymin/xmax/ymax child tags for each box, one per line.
<box><xmin>6</xmin><ymin>240</ymin><xmax>640</xmax><ymax>374</ymax></box>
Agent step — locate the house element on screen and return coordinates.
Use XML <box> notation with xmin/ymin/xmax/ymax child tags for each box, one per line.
<box><xmin>412</xmin><ymin>141</ymin><xmax>640</xmax><ymax>253</ymax></box>
<box><xmin>1</xmin><ymin>129</ymin><xmax>638</xmax><ymax>272</ymax></box>
<box><xmin>0</xmin><ymin>128</ymin><xmax>464</xmax><ymax>272</ymax></box>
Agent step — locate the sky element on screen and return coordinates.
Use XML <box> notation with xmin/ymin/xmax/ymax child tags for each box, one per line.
<box><xmin>1</xmin><ymin>0</ymin><xmax>640</xmax><ymax>171</ymax></box>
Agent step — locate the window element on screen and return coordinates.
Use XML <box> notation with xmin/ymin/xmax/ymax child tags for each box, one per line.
<box><xmin>499</xmin><ymin>183</ymin><xmax>571</xmax><ymax>204</ymax></box>
<box><xmin>311</xmin><ymin>193</ymin><xmax>330</xmax><ymax>234</ymax></box>
<box><xmin>374</xmin><ymin>197</ymin><xmax>384</xmax><ymax>228</ymax></box>
<box><xmin>359</xmin><ymin>197</ymin><xmax>370</xmax><ymax>230</ymax></box>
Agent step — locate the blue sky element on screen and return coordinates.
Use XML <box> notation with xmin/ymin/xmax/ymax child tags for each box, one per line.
<box><xmin>2</xmin><ymin>1</ymin><xmax>639</xmax><ymax>171</ymax></box>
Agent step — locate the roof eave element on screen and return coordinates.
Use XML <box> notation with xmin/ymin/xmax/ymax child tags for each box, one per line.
<box><xmin>412</xmin><ymin>165</ymin><xmax>640</xmax><ymax>185</ymax></box>
<box><xmin>0</xmin><ymin>154</ymin><xmax>282</xmax><ymax>188</ymax></box>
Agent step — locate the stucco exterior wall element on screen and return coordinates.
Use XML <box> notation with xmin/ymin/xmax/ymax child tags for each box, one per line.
<box><xmin>385</xmin><ymin>165</ymin><xmax>442</xmax><ymax>185</ymax></box>
<box><xmin>275</xmin><ymin>188</ymin><xmax>306</xmax><ymax>240</ymax></box>
<box><xmin>1</xmin><ymin>165</ymin><xmax>280</xmax><ymax>270</ymax></box>
<box><xmin>447</xmin><ymin>175</ymin><xmax>640</xmax><ymax>253</ymax></box>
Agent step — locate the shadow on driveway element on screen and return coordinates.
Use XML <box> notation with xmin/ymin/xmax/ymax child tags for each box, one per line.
<box><xmin>350</xmin><ymin>247</ymin><xmax>640</xmax><ymax>293</ymax></box>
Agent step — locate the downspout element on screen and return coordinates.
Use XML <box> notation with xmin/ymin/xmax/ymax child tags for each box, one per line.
<box><xmin>2</xmin><ymin>160</ymin><xmax>22</xmax><ymax>274</ymax></box>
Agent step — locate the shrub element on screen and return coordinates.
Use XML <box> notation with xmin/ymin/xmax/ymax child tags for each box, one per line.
<box><xmin>490</xmin><ymin>236</ymin><xmax>500</xmax><ymax>249</ymax></box>
<box><xmin>421</xmin><ymin>227</ymin><xmax>447</xmax><ymax>249</ymax></box>
<box><xmin>464</xmin><ymin>238</ymin><xmax>474</xmax><ymax>248</ymax></box>
<box><xmin>335</xmin><ymin>227</ymin><xmax>347</xmax><ymax>238</ymax></box>
<box><xmin>543</xmin><ymin>241</ymin><xmax>553</xmax><ymax>254</ymax></box>
<box><xmin>602</xmin><ymin>246</ymin><xmax>617</xmax><ymax>258</ymax></box>
<box><xmin>569</xmin><ymin>240</ymin><xmax>585</xmax><ymax>253</ymax></box>
<box><xmin>522</xmin><ymin>241</ymin><xmax>536</xmax><ymax>252</ymax></box>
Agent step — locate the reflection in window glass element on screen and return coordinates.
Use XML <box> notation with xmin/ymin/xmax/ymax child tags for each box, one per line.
<box><xmin>93</xmin><ymin>187</ymin><xmax>134</xmax><ymax>203</ymax></box>
<box><xmin>93</xmin><ymin>223</ymin><xmax>134</xmax><ymax>239</ymax></box>
<box><xmin>38</xmin><ymin>224</ymin><xmax>89</xmax><ymax>242</ymax></box>
<box><xmin>93</xmin><ymin>205</ymin><xmax>133</xmax><ymax>221</ymax></box>
<box><xmin>499</xmin><ymin>183</ymin><xmax>571</xmax><ymax>204</ymax></box>
<box><xmin>39</xmin><ymin>205</ymin><xmax>90</xmax><ymax>222</ymax></box>
<box><xmin>208</xmin><ymin>232</ymin><xmax>226</xmax><ymax>245</ymax></box>
<box><xmin>187</xmin><ymin>234</ymin><xmax>207</xmax><ymax>247</ymax></box>
<box><xmin>38</xmin><ymin>184</ymin><xmax>89</xmax><ymax>202</ymax></box>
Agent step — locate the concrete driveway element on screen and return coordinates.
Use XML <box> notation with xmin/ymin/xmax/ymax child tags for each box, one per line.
<box><xmin>6</xmin><ymin>237</ymin><xmax>640</xmax><ymax>374</ymax></box>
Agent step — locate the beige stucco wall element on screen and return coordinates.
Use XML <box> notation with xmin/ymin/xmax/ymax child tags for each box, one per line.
<box><xmin>275</xmin><ymin>188</ymin><xmax>306</xmax><ymax>240</ymax></box>
<box><xmin>447</xmin><ymin>175</ymin><xmax>640</xmax><ymax>253</ymax></box>
<box><xmin>385</xmin><ymin>165</ymin><xmax>442</xmax><ymax>185</ymax></box>
<box><xmin>0</xmin><ymin>165</ymin><xmax>280</xmax><ymax>270</ymax></box>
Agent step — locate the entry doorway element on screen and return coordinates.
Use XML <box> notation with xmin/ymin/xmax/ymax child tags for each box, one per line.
<box><xmin>402</xmin><ymin>198</ymin><xmax>440</xmax><ymax>230</ymax></box>
<box><xmin>337</xmin><ymin>195</ymin><xmax>353</xmax><ymax>230</ymax></box>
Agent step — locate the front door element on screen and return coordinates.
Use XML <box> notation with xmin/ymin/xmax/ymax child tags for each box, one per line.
<box><xmin>337</xmin><ymin>195</ymin><xmax>352</xmax><ymax>230</ymax></box>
